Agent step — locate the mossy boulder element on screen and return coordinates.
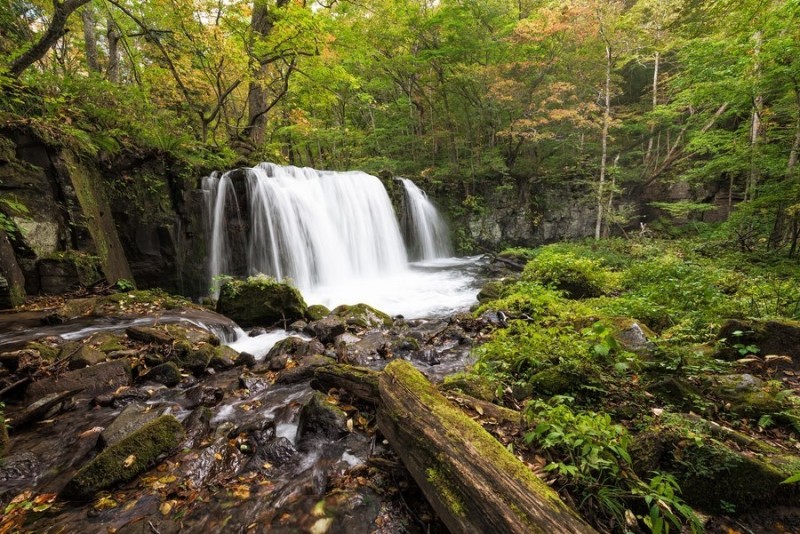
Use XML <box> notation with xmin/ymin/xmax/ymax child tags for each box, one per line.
<box><xmin>610</xmin><ymin>317</ymin><xmax>655</xmax><ymax>355</ymax></box>
<box><xmin>630</xmin><ymin>414</ymin><xmax>795</xmax><ymax>512</ymax></box>
<box><xmin>716</xmin><ymin>319</ymin><xmax>800</xmax><ymax>362</ymax></box>
<box><xmin>309</xmin><ymin>316</ymin><xmax>347</xmax><ymax>345</ymax></box>
<box><xmin>296</xmin><ymin>391</ymin><xmax>349</xmax><ymax>447</ymax></box>
<box><xmin>140</xmin><ymin>361</ymin><xmax>182</xmax><ymax>387</ymax></box>
<box><xmin>210</xmin><ymin>345</ymin><xmax>238</xmax><ymax>370</ymax></box>
<box><xmin>440</xmin><ymin>372</ymin><xmax>498</xmax><ymax>402</ymax></box>
<box><xmin>306</xmin><ymin>304</ymin><xmax>331</xmax><ymax>321</ymax></box>
<box><xmin>706</xmin><ymin>374</ymin><xmax>787</xmax><ymax>417</ymax></box>
<box><xmin>62</xmin><ymin>415</ymin><xmax>184</xmax><ymax>500</ymax></box>
<box><xmin>68</xmin><ymin>345</ymin><xmax>106</xmax><ymax>369</ymax></box>
<box><xmin>26</xmin><ymin>341</ymin><xmax>59</xmax><ymax>361</ymax></box>
<box><xmin>172</xmin><ymin>342</ymin><xmax>214</xmax><ymax>375</ymax></box>
<box><xmin>217</xmin><ymin>275</ymin><xmax>307</xmax><ymax>327</ymax></box>
<box><xmin>646</xmin><ymin>377</ymin><xmax>707</xmax><ymax>412</ymax></box>
<box><xmin>529</xmin><ymin>363</ymin><xmax>599</xmax><ymax>397</ymax></box>
<box><xmin>90</xmin><ymin>333</ymin><xmax>127</xmax><ymax>353</ymax></box>
<box><xmin>332</xmin><ymin>303</ymin><xmax>392</xmax><ymax>330</ymax></box>
<box><xmin>476</xmin><ymin>280</ymin><xmax>506</xmax><ymax>303</ymax></box>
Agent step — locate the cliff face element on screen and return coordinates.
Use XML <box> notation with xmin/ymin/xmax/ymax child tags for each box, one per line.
<box><xmin>0</xmin><ymin>128</ymin><xmax>208</xmax><ymax>307</ymax></box>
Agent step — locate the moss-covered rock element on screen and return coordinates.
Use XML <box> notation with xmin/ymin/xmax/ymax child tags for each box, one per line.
<box><xmin>296</xmin><ymin>391</ymin><xmax>349</xmax><ymax>447</ymax></box>
<box><xmin>172</xmin><ymin>342</ymin><xmax>214</xmax><ymax>375</ymax></box>
<box><xmin>529</xmin><ymin>363</ymin><xmax>599</xmax><ymax>397</ymax></box>
<box><xmin>440</xmin><ymin>372</ymin><xmax>498</xmax><ymax>402</ymax></box>
<box><xmin>26</xmin><ymin>340</ymin><xmax>59</xmax><ymax>361</ymax></box>
<box><xmin>332</xmin><ymin>303</ymin><xmax>392</xmax><ymax>330</ymax></box>
<box><xmin>716</xmin><ymin>319</ymin><xmax>800</xmax><ymax>362</ymax></box>
<box><xmin>630</xmin><ymin>414</ymin><xmax>795</xmax><ymax>512</ymax></box>
<box><xmin>522</xmin><ymin>250</ymin><xmax>619</xmax><ymax>299</ymax></box>
<box><xmin>646</xmin><ymin>377</ymin><xmax>707</xmax><ymax>412</ymax></box>
<box><xmin>306</xmin><ymin>304</ymin><xmax>331</xmax><ymax>321</ymax></box>
<box><xmin>68</xmin><ymin>345</ymin><xmax>106</xmax><ymax>369</ymax></box>
<box><xmin>706</xmin><ymin>374</ymin><xmax>787</xmax><ymax>417</ymax></box>
<box><xmin>476</xmin><ymin>280</ymin><xmax>506</xmax><ymax>303</ymax></box>
<box><xmin>210</xmin><ymin>345</ymin><xmax>238</xmax><ymax>370</ymax></box>
<box><xmin>61</xmin><ymin>415</ymin><xmax>184</xmax><ymax>500</ymax></box>
<box><xmin>217</xmin><ymin>275</ymin><xmax>307</xmax><ymax>327</ymax></box>
<box><xmin>140</xmin><ymin>361</ymin><xmax>181</xmax><ymax>387</ymax></box>
<box><xmin>610</xmin><ymin>317</ymin><xmax>655</xmax><ymax>355</ymax></box>
<box><xmin>90</xmin><ymin>333</ymin><xmax>127</xmax><ymax>353</ymax></box>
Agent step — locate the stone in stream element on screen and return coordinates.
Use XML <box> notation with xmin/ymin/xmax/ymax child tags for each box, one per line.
<box><xmin>260</xmin><ymin>437</ymin><xmax>297</xmax><ymax>465</ymax></box>
<box><xmin>216</xmin><ymin>276</ymin><xmax>307</xmax><ymax>327</ymax></box>
<box><xmin>234</xmin><ymin>351</ymin><xmax>256</xmax><ymax>368</ymax></box>
<box><xmin>100</xmin><ymin>403</ymin><xmax>167</xmax><ymax>448</ymax></box>
<box><xmin>12</xmin><ymin>390</ymin><xmax>80</xmax><ymax>428</ymax></box>
<box><xmin>296</xmin><ymin>392</ymin><xmax>349</xmax><ymax>449</ymax></box>
<box><xmin>125</xmin><ymin>325</ymin><xmax>173</xmax><ymax>345</ymax></box>
<box><xmin>210</xmin><ymin>345</ymin><xmax>238</xmax><ymax>370</ymax></box>
<box><xmin>61</xmin><ymin>415</ymin><xmax>185</xmax><ymax>500</ymax></box>
<box><xmin>332</xmin><ymin>303</ymin><xmax>393</xmax><ymax>331</ymax></box>
<box><xmin>308</xmin><ymin>316</ymin><xmax>346</xmax><ymax>345</ymax></box>
<box><xmin>67</xmin><ymin>345</ymin><xmax>106</xmax><ymax>369</ymax></box>
<box><xmin>171</xmin><ymin>341</ymin><xmax>214</xmax><ymax>375</ymax></box>
<box><xmin>306</xmin><ymin>304</ymin><xmax>331</xmax><ymax>322</ymax></box>
<box><xmin>139</xmin><ymin>361</ymin><xmax>182</xmax><ymax>387</ymax></box>
<box><xmin>25</xmin><ymin>360</ymin><xmax>131</xmax><ymax>402</ymax></box>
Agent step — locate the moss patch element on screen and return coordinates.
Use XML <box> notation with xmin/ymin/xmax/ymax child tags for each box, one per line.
<box><xmin>62</xmin><ymin>415</ymin><xmax>184</xmax><ymax>500</ymax></box>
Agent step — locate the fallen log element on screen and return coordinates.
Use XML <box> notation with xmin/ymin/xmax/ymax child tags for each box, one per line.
<box><xmin>311</xmin><ymin>363</ymin><xmax>380</xmax><ymax>404</ymax></box>
<box><xmin>377</xmin><ymin>360</ymin><xmax>595</xmax><ymax>534</ymax></box>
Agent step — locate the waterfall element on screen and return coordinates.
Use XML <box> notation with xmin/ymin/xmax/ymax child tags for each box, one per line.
<box><xmin>400</xmin><ymin>178</ymin><xmax>453</xmax><ymax>260</ymax></box>
<box><xmin>203</xmin><ymin>163</ymin><xmax>419</xmax><ymax>296</ymax></box>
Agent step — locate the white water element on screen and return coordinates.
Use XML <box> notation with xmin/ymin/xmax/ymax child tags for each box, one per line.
<box><xmin>203</xmin><ymin>163</ymin><xmax>478</xmax><ymax>318</ymax></box>
<box><xmin>400</xmin><ymin>178</ymin><xmax>452</xmax><ymax>260</ymax></box>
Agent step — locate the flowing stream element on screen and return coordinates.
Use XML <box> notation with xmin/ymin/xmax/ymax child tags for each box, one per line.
<box><xmin>202</xmin><ymin>163</ymin><xmax>478</xmax><ymax>318</ymax></box>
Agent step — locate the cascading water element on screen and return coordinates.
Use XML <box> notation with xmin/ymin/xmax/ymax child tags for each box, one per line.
<box><xmin>399</xmin><ymin>178</ymin><xmax>453</xmax><ymax>260</ymax></box>
<box><xmin>203</xmin><ymin>163</ymin><xmax>480</xmax><ymax>317</ymax></box>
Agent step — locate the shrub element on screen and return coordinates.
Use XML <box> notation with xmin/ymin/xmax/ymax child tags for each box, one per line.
<box><xmin>523</xmin><ymin>249</ymin><xmax>620</xmax><ymax>299</ymax></box>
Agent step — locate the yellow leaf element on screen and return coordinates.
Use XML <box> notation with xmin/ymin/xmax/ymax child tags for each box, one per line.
<box><xmin>123</xmin><ymin>455</ymin><xmax>136</xmax><ymax>468</ymax></box>
<box><xmin>474</xmin><ymin>405</ymin><xmax>484</xmax><ymax>416</ymax></box>
<box><xmin>159</xmin><ymin>501</ymin><xmax>173</xmax><ymax>515</ymax></box>
<box><xmin>214</xmin><ymin>453</ymin><xmax>223</xmax><ymax>461</ymax></box>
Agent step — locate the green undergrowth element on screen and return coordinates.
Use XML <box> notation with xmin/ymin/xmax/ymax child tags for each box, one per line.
<box><xmin>472</xmin><ymin>237</ymin><xmax>800</xmax><ymax>531</ymax></box>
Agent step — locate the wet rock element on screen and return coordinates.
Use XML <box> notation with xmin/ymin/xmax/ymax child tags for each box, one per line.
<box><xmin>172</xmin><ymin>341</ymin><xmax>214</xmax><ymax>375</ymax></box>
<box><xmin>235</xmin><ymin>351</ymin><xmax>256</xmax><ymax>368</ymax></box>
<box><xmin>125</xmin><ymin>325</ymin><xmax>173</xmax><ymax>345</ymax></box>
<box><xmin>0</xmin><ymin>451</ymin><xmax>39</xmax><ymax>482</ymax></box>
<box><xmin>288</xmin><ymin>320</ymin><xmax>307</xmax><ymax>332</ymax></box>
<box><xmin>108</xmin><ymin>349</ymin><xmax>138</xmax><ymax>360</ymax></box>
<box><xmin>210</xmin><ymin>345</ymin><xmax>238</xmax><ymax>370</ymax></box>
<box><xmin>259</xmin><ymin>437</ymin><xmax>296</xmax><ymax>465</ymax></box>
<box><xmin>26</xmin><ymin>360</ymin><xmax>131</xmax><ymax>402</ymax></box>
<box><xmin>298</xmin><ymin>338</ymin><xmax>325</xmax><ymax>358</ymax></box>
<box><xmin>217</xmin><ymin>276</ymin><xmax>308</xmax><ymax>327</ymax></box>
<box><xmin>266</xmin><ymin>336</ymin><xmax>306</xmax><ymax>362</ymax></box>
<box><xmin>332</xmin><ymin>303</ymin><xmax>392</xmax><ymax>331</ymax></box>
<box><xmin>296</xmin><ymin>392</ymin><xmax>349</xmax><ymax>447</ymax></box>
<box><xmin>249</xmin><ymin>327</ymin><xmax>267</xmax><ymax>337</ymax></box>
<box><xmin>239</xmin><ymin>374</ymin><xmax>268</xmax><ymax>392</ymax></box>
<box><xmin>276</xmin><ymin>355</ymin><xmax>335</xmax><ymax>385</ymax></box>
<box><xmin>140</xmin><ymin>362</ymin><xmax>182</xmax><ymax>387</ymax></box>
<box><xmin>476</xmin><ymin>279</ymin><xmax>507</xmax><ymax>303</ymax></box>
<box><xmin>183</xmin><ymin>406</ymin><xmax>213</xmax><ymax>449</ymax></box>
<box><xmin>101</xmin><ymin>403</ymin><xmax>166</xmax><ymax>448</ymax></box>
<box><xmin>185</xmin><ymin>385</ymin><xmax>224</xmax><ymax>408</ymax></box>
<box><xmin>92</xmin><ymin>387</ymin><xmax>151</xmax><ymax>408</ymax></box>
<box><xmin>62</xmin><ymin>415</ymin><xmax>185</xmax><ymax>500</ymax></box>
<box><xmin>309</xmin><ymin>316</ymin><xmax>346</xmax><ymax>345</ymax></box>
<box><xmin>268</xmin><ymin>352</ymin><xmax>289</xmax><ymax>371</ymax></box>
<box><xmin>12</xmin><ymin>390</ymin><xmax>80</xmax><ymax>428</ymax></box>
<box><xmin>68</xmin><ymin>345</ymin><xmax>106</xmax><ymax>370</ymax></box>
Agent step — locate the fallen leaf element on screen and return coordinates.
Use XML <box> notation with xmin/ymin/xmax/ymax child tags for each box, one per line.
<box><xmin>159</xmin><ymin>501</ymin><xmax>173</xmax><ymax>515</ymax></box>
<box><xmin>123</xmin><ymin>455</ymin><xmax>136</xmax><ymax>468</ymax></box>
<box><xmin>474</xmin><ymin>405</ymin><xmax>484</xmax><ymax>416</ymax></box>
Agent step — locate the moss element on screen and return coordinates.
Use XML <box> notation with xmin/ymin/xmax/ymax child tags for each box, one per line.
<box><xmin>306</xmin><ymin>304</ymin><xmax>331</xmax><ymax>321</ymax></box>
<box><xmin>440</xmin><ymin>372</ymin><xmax>498</xmax><ymax>402</ymax></box>
<box><xmin>528</xmin><ymin>363</ymin><xmax>599</xmax><ymax>397</ymax></box>
<box><xmin>62</xmin><ymin>415</ymin><xmax>185</xmax><ymax>501</ymax></box>
<box><xmin>26</xmin><ymin>341</ymin><xmax>59</xmax><ymax>360</ymax></box>
<box><xmin>383</xmin><ymin>361</ymin><xmax>568</xmax><ymax>514</ymax></box>
<box><xmin>172</xmin><ymin>342</ymin><xmax>214</xmax><ymax>375</ymax></box>
<box><xmin>217</xmin><ymin>275</ymin><xmax>307</xmax><ymax>327</ymax></box>
<box><xmin>426</xmin><ymin>465</ymin><xmax>465</xmax><ymax>517</ymax></box>
<box><xmin>332</xmin><ymin>303</ymin><xmax>392</xmax><ymax>329</ymax></box>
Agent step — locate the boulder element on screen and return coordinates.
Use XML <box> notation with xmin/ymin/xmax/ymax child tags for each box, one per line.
<box><xmin>260</xmin><ymin>437</ymin><xmax>297</xmax><ymax>465</ymax></box>
<box><xmin>25</xmin><ymin>360</ymin><xmax>131</xmax><ymax>402</ymax></box>
<box><xmin>611</xmin><ymin>318</ymin><xmax>655</xmax><ymax>355</ymax></box>
<box><xmin>235</xmin><ymin>352</ymin><xmax>257</xmax><ymax>368</ymax></box>
<box><xmin>125</xmin><ymin>325</ymin><xmax>174</xmax><ymax>345</ymax></box>
<box><xmin>707</xmin><ymin>374</ymin><xmax>787</xmax><ymax>417</ymax></box>
<box><xmin>62</xmin><ymin>415</ymin><xmax>185</xmax><ymax>500</ymax></box>
<box><xmin>100</xmin><ymin>403</ymin><xmax>166</xmax><ymax>448</ymax></box>
<box><xmin>172</xmin><ymin>341</ymin><xmax>214</xmax><ymax>375</ymax></box>
<box><xmin>210</xmin><ymin>345</ymin><xmax>238</xmax><ymax>370</ymax></box>
<box><xmin>68</xmin><ymin>345</ymin><xmax>106</xmax><ymax>369</ymax></box>
<box><xmin>332</xmin><ymin>303</ymin><xmax>392</xmax><ymax>330</ymax></box>
<box><xmin>140</xmin><ymin>362</ymin><xmax>182</xmax><ymax>387</ymax></box>
<box><xmin>440</xmin><ymin>372</ymin><xmax>498</xmax><ymax>402</ymax></box>
<box><xmin>296</xmin><ymin>392</ymin><xmax>349</xmax><ymax>448</ymax></box>
<box><xmin>217</xmin><ymin>276</ymin><xmax>307</xmax><ymax>327</ymax></box>
<box><xmin>306</xmin><ymin>304</ymin><xmax>331</xmax><ymax>321</ymax></box>
<box><xmin>717</xmin><ymin>319</ymin><xmax>800</xmax><ymax>362</ymax></box>
<box><xmin>309</xmin><ymin>316</ymin><xmax>346</xmax><ymax>345</ymax></box>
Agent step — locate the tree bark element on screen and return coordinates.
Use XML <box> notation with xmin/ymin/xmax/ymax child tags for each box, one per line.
<box><xmin>81</xmin><ymin>3</ymin><xmax>99</xmax><ymax>72</ymax></box>
<box><xmin>377</xmin><ymin>360</ymin><xmax>596</xmax><ymax>534</ymax></box>
<box><xmin>595</xmin><ymin>43</ymin><xmax>612</xmax><ymax>240</ymax></box>
<box><xmin>9</xmin><ymin>0</ymin><xmax>92</xmax><ymax>77</ymax></box>
<box><xmin>106</xmin><ymin>15</ymin><xmax>120</xmax><ymax>83</ymax></box>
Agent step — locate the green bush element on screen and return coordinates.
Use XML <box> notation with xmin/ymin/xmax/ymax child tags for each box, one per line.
<box><xmin>523</xmin><ymin>249</ymin><xmax>620</xmax><ymax>298</ymax></box>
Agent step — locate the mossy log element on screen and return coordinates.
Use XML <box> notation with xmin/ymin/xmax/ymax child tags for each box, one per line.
<box><xmin>311</xmin><ymin>363</ymin><xmax>381</xmax><ymax>404</ymax></box>
<box><xmin>377</xmin><ymin>360</ymin><xmax>595</xmax><ymax>534</ymax></box>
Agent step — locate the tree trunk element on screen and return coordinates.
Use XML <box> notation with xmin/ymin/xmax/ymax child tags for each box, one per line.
<box><xmin>106</xmin><ymin>15</ymin><xmax>120</xmax><ymax>83</ymax></box>
<box><xmin>747</xmin><ymin>30</ymin><xmax>764</xmax><ymax>202</ymax></box>
<box><xmin>595</xmin><ymin>44</ymin><xmax>612</xmax><ymax>240</ymax></box>
<box><xmin>9</xmin><ymin>0</ymin><xmax>92</xmax><ymax>77</ymax></box>
<box><xmin>81</xmin><ymin>4</ymin><xmax>99</xmax><ymax>72</ymax></box>
<box><xmin>644</xmin><ymin>51</ymin><xmax>659</xmax><ymax>169</ymax></box>
<box><xmin>377</xmin><ymin>360</ymin><xmax>596</xmax><ymax>534</ymax></box>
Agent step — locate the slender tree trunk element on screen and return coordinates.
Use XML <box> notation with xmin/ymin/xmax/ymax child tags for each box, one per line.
<box><xmin>787</xmin><ymin>82</ymin><xmax>800</xmax><ymax>175</ymax></box>
<box><xmin>644</xmin><ymin>51</ymin><xmax>659</xmax><ymax>169</ymax></box>
<box><xmin>81</xmin><ymin>4</ymin><xmax>99</xmax><ymax>72</ymax></box>
<box><xmin>747</xmin><ymin>30</ymin><xmax>763</xmax><ymax>202</ymax></box>
<box><xmin>595</xmin><ymin>43</ymin><xmax>612</xmax><ymax>240</ymax></box>
<box><xmin>10</xmin><ymin>0</ymin><xmax>92</xmax><ymax>77</ymax></box>
<box><xmin>106</xmin><ymin>15</ymin><xmax>120</xmax><ymax>83</ymax></box>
